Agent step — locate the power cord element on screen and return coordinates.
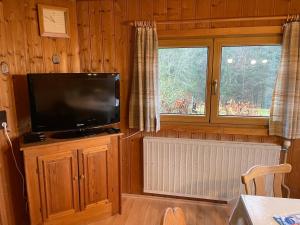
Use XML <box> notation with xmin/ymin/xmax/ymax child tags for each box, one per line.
<box><xmin>1</xmin><ymin>122</ymin><xmax>27</xmax><ymax>206</ymax></box>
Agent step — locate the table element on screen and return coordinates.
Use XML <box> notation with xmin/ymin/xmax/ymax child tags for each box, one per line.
<box><xmin>229</xmin><ymin>195</ymin><xmax>300</xmax><ymax>225</ymax></box>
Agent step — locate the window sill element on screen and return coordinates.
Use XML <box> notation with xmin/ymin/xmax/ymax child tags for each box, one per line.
<box><xmin>210</xmin><ymin>115</ymin><xmax>269</xmax><ymax>126</ymax></box>
<box><xmin>160</xmin><ymin>114</ymin><xmax>209</xmax><ymax>123</ymax></box>
<box><xmin>160</xmin><ymin>120</ymin><xmax>269</xmax><ymax>136</ymax></box>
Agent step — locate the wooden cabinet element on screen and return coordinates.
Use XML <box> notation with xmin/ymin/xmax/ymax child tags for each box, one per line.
<box><xmin>21</xmin><ymin>134</ymin><xmax>121</xmax><ymax>225</ymax></box>
<box><xmin>78</xmin><ymin>145</ymin><xmax>110</xmax><ymax>210</ymax></box>
<box><xmin>38</xmin><ymin>150</ymin><xmax>80</xmax><ymax>220</ymax></box>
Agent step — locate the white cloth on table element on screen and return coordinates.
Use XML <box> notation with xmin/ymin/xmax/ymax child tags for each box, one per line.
<box><xmin>230</xmin><ymin>195</ymin><xmax>300</xmax><ymax>225</ymax></box>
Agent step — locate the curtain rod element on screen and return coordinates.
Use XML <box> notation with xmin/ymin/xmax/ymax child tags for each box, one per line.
<box><xmin>129</xmin><ymin>15</ymin><xmax>298</xmax><ymax>26</ymax></box>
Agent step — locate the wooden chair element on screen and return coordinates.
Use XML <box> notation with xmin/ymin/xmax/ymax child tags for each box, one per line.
<box><xmin>241</xmin><ymin>163</ymin><xmax>292</xmax><ymax>197</ymax></box>
<box><xmin>161</xmin><ymin>207</ymin><xmax>187</xmax><ymax>225</ymax></box>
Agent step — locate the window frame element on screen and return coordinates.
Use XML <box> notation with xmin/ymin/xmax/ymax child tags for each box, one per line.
<box><xmin>159</xmin><ymin>38</ymin><xmax>214</xmax><ymax>124</ymax></box>
<box><xmin>158</xmin><ymin>35</ymin><xmax>282</xmax><ymax>127</ymax></box>
<box><xmin>210</xmin><ymin>36</ymin><xmax>282</xmax><ymax>126</ymax></box>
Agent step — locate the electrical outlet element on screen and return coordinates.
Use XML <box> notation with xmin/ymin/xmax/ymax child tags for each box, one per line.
<box><xmin>0</xmin><ymin>110</ymin><xmax>7</xmax><ymax>129</ymax></box>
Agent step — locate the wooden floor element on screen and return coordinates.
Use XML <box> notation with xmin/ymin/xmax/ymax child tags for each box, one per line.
<box><xmin>90</xmin><ymin>195</ymin><xmax>233</xmax><ymax>225</ymax></box>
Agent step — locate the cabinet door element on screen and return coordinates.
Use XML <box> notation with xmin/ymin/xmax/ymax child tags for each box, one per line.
<box><xmin>37</xmin><ymin>150</ymin><xmax>79</xmax><ymax>220</ymax></box>
<box><xmin>78</xmin><ymin>145</ymin><xmax>111</xmax><ymax>210</ymax></box>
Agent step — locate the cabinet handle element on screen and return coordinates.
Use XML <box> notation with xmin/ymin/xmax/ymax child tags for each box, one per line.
<box><xmin>73</xmin><ymin>176</ymin><xmax>78</xmax><ymax>181</ymax></box>
<box><xmin>80</xmin><ymin>174</ymin><xmax>85</xmax><ymax>179</ymax></box>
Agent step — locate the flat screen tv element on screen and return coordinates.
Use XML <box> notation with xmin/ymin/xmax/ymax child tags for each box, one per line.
<box><xmin>27</xmin><ymin>73</ymin><xmax>120</xmax><ymax>132</ymax></box>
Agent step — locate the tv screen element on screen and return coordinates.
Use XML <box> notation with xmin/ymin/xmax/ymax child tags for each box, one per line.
<box><xmin>27</xmin><ymin>73</ymin><xmax>120</xmax><ymax>132</ymax></box>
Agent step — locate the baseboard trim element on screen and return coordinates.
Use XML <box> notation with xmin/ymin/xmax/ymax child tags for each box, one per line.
<box><xmin>122</xmin><ymin>193</ymin><xmax>230</xmax><ymax>205</ymax></box>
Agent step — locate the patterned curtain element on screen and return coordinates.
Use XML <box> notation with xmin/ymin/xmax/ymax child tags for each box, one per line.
<box><xmin>269</xmin><ymin>22</ymin><xmax>300</xmax><ymax>139</ymax></box>
<box><xmin>129</xmin><ymin>22</ymin><xmax>160</xmax><ymax>132</ymax></box>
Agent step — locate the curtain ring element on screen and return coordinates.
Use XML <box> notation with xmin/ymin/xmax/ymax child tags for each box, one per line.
<box><xmin>133</xmin><ymin>20</ymin><xmax>156</xmax><ymax>28</ymax></box>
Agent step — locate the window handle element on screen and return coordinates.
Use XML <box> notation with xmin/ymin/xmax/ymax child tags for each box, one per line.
<box><xmin>212</xmin><ymin>80</ymin><xmax>218</xmax><ymax>95</ymax></box>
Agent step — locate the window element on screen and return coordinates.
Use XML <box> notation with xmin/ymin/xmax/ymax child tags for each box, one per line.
<box><xmin>211</xmin><ymin>36</ymin><xmax>282</xmax><ymax>125</ymax></box>
<box><xmin>159</xmin><ymin>36</ymin><xmax>282</xmax><ymax>126</ymax></box>
<box><xmin>158</xmin><ymin>39</ymin><xmax>213</xmax><ymax>123</ymax></box>
<box><xmin>159</xmin><ymin>47</ymin><xmax>208</xmax><ymax>115</ymax></box>
<box><xmin>218</xmin><ymin>46</ymin><xmax>281</xmax><ymax>117</ymax></box>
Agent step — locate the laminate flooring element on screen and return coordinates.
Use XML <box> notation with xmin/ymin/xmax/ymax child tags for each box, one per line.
<box><xmin>90</xmin><ymin>194</ymin><xmax>234</xmax><ymax>225</ymax></box>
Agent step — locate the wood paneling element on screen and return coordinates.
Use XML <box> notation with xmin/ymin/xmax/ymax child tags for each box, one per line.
<box><xmin>0</xmin><ymin>0</ymin><xmax>80</xmax><ymax>224</ymax></box>
<box><xmin>76</xmin><ymin>0</ymin><xmax>300</xmax><ymax>131</ymax></box>
<box><xmin>77</xmin><ymin>1</ymin><xmax>91</xmax><ymax>72</ymax></box>
<box><xmin>1</xmin><ymin>0</ymin><xmax>81</xmax><ymax>134</ymax></box>
<box><xmin>101</xmin><ymin>0</ymin><xmax>116</xmax><ymax>72</ymax></box>
<box><xmin>287</xmin><ymin>140</ymin><xmax>300</xmax><ymax>198</ymax></box>
<box><xmin>15</xmin><ymin>0</ymin><xmax>80</xmax><ymax>133</ymax></box>
<box><xmin>1</xmin><ymin>1</ymin><xmax>300</xmax><ymax>224</ymax></box>
<box><xmin>76</xmin><ymin>0</ymin><xmax>300</xmax><ymax>199</ymax></box>
<box><xmin>0</xmin><ymin>1</ymin><xmax>28</xmax><ymax>224</ymax></box>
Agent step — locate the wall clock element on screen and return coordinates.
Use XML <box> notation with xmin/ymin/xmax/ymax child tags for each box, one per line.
<box><xmin>38</xmin><ymin>4</ymin><xmax>70</xmax><ymax>38</ymax></box>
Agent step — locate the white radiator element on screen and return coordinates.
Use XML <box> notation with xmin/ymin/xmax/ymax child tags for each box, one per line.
<box><xmin>143</xmin><ymin>137</ymin><xmax>281</xmax><ymax>200</ymax></box>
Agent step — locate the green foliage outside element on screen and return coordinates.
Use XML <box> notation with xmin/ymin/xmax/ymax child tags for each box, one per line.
<box><xmin>159</xmin><ymin>45</ymin><xmax>281</xmax><ymax>117</ymax></box>
<box><xmin>159</xmin><ymin>48</ymin><xmax>207</xmax><ymax>115</ymax></box>
<box><xmin>219</xmin><ymin>46</ymin><xmax>281</xmax><ymax>117</ymax></box>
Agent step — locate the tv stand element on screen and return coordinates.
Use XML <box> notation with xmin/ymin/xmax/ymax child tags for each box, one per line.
<box><xmin>20</xmin><ymin>133</ymin><xmax>122</xmax><ymax>225</ymax></box>
<box><xmin>51</xmin><ymin>127</ymin><xmax>120</xmax><ymax>139</ymax></box>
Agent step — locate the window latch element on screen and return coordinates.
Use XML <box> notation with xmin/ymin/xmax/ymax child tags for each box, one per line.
<box><xmin>212</xmin><ymin>80</ymin><xmax>218</xmax><ymax>95</ymax></box>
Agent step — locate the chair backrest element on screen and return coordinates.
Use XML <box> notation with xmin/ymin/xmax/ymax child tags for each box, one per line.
<box><xmin>161</xmin><ymin>207</ymin><xmax>187</xmax><ymax>225</ymax></box>
<box><xmin>241</xmin><ymin>163</ymin><xmax>292</xmax><ymax>197</ymax></box>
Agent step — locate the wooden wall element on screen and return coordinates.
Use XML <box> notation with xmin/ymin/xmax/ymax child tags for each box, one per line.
<box><xmin>1</xmin><ymin>1</ymin><xmax>300</xmax><ymax>224</ymax></box>
<box><xmin>0</xmin><ymin>0</ymin><xmax>80</xmax><ymax>224</ymax></box>
<box><xmin>76</xmin><ymin>0</ymin><xmax>300</xmax><ymax>198</ymax></box>
<box><xmin>13</xmin><ymin>0</ymin><xmax>80</xmax><ymax>133</ymax></box>
<box><xmin>0</xmin><ymin>2</ymin><xmax>23</xmax><ymax>221</ymax></box>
